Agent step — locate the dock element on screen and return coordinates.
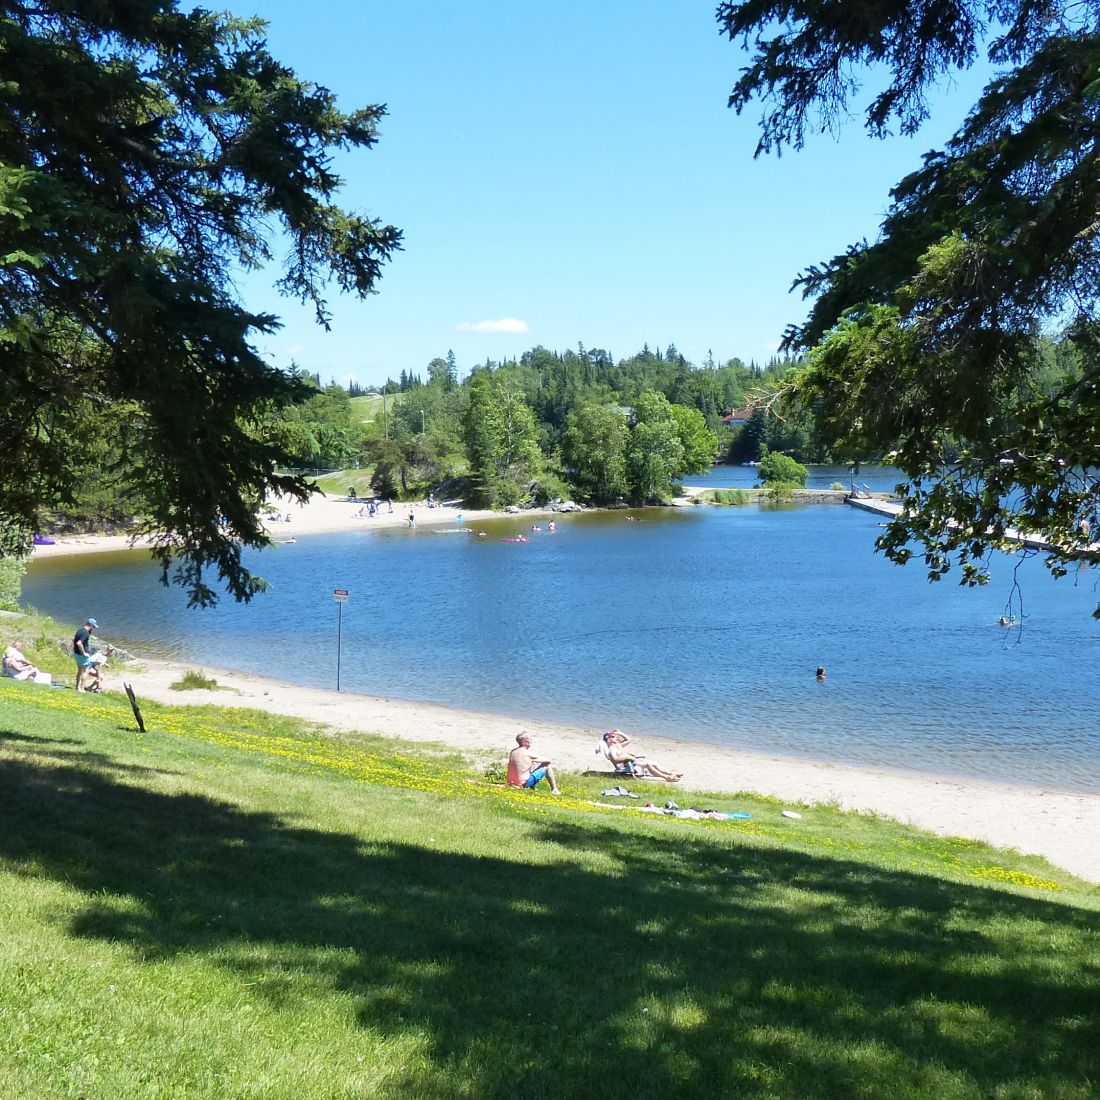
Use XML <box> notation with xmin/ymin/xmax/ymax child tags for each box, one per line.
<box><xmin>845</xmin><ymin>495</ymin><xmax>1056</xmax><ymax>553</ymax></box>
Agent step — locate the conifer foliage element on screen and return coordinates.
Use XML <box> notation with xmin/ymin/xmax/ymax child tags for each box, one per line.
<box><xmin>0</xmin><ymin>1</ymin><xmax>400</xmax><ymax>604</ymax></box>
<box><xmin>719</xmin><ymin>0</ymin><xmax>1100</xmax><ymax>606</ymax></box>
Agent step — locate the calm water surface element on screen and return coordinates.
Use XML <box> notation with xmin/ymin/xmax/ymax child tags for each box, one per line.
<box><xmin>23</xmin><ymin>501</ymin><xmax>1100</xmax><ymax>791</ymax></box>
<box><xmin>688</xmin><ymin>463</ymin><xmax>905</xmax><ymax>492</ymax></box>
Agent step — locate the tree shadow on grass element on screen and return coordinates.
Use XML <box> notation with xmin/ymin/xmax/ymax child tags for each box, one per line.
<box><xmin>0</xmin><ymin>750</ymin><xmax>1097</xmax><ymax>1099</ymax></box>
<box><xmin>0</xmin><ymin>727</ymin><xmax>83</xmax><ymax>747</ymax></box>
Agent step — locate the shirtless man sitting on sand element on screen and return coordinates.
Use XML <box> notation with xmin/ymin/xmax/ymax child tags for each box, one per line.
<box><xmin>604</xmin><ymin>729</ymin><xmax>682</xmax><ymax>782</ymax></box>
<box><xmin>507</xmin><ymin>733</ymin><xmax>562</xmax><ymax>794</ymax></box>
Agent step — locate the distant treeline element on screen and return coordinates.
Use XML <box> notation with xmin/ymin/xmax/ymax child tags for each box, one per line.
<box><xmin>274</xmin><ymin>343</ymin><xmax>832</xmax><ymax>509</ymax></box>
<box><xmin>55</xmin><ymin>336</ymin><xmax>1077</xmax><ymax>526</ymax></box>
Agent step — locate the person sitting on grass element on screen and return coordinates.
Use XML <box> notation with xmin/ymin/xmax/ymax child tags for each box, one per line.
<box><xmin>603</xmin><ymin>729</ymin><xmax>682</xmax><ymax>782</ymax></box>
<box><xmin>507</xmin><ymin>733</ymin><xmax>562</xmax><ymax>795</ymax></box>
<box><xmin>3</xmin><ymin>641</ymin><xmax>40</xmax><ymax>681</ymax></box>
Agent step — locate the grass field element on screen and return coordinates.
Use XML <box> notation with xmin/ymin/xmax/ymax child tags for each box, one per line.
<box><xmin>1</xmin><ymin>677</ymin><xmax>1098</xmax><ymax>1099</ymax></box>
<box><xmin>349</xmin><ymin>393</ymin><xmax>391</xmax><ymax>422</ymax></box>
<box><xmin>308</xmin><ymin>468</ymin><xmax>381</xmax><ymax>500</ymax></box>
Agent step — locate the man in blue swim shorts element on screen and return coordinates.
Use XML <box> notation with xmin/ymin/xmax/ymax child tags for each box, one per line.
<box><xmin>72</xmin><ymin>616</ymin><xmax>98</xmax><ymax>692</ymax></box>
<box><xmin>506</xmin><ymin>732</ymin><xmax>562</xmax><ymax>795</ymax></box>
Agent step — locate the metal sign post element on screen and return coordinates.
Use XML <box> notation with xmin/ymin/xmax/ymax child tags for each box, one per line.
<box><xmin>333</xmin><ymin>588</ymin><xmax>349</xmax><ymax>691</ymax></box>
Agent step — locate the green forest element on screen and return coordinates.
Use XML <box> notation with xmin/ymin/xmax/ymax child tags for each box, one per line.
<box><xmin>45</xmin><ymin>343</ymin><xmax>816</xmax><ymax>531</ymax></box>
<box><xmin>44</xmin><ymin>331</ymin><xmax>1087</xmax><ymax>541</ymax></box>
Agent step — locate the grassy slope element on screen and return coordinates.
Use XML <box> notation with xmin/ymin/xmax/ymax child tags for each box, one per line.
<box><xmin>348</xmin><ymin>394</ymin><xmax>389</xmax><ymax>422</ymax></box>
<box><xmin>1</xmin><ymin>680</ymin><xmax>1098</xmax><ymax>1099</ymax></box>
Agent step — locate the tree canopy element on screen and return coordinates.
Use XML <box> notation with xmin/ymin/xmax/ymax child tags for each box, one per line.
<box><xmin>0</xmin><ymin>1</ymin><xmax>400</xmax><ymax>604</ymax></box>
<box><xmin>719</xmin><ymin>0</ymin><xmax>1100</xmax><ymax>610</ymax></box>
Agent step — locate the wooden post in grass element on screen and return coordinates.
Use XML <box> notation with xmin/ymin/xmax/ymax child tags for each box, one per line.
<box><xmin>123</xmin><ymin>682</ymin><xmax>146</xmax><ymax>732</ymax></box>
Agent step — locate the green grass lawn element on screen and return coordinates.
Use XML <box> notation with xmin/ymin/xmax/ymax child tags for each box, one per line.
<box><xmin>348</xmin><ymin>393</ymin><xmax>390</xmax><ymax>422</ymax></box>
<box><xmin>1</xmin><ymin>679</ymin><xmax>1098</xmax><ymax>1099</ymax></box>
<box><xmin>308</xmin><ymin>469</ymin><xmax>377</xmax><ymax>498</ymax></box>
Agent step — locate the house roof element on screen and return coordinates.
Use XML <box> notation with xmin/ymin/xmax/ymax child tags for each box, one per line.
<box><xmin>720</xmin><ymin>406</ymin><xmax>755</xmax><ymax>425</ymax></box>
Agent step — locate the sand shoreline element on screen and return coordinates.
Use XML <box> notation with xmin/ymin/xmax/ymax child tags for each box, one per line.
<box><xmin>26</xmin><ymin>491</ymin><xmax>1100</xmax><ymax>885</ymax></box>
<box><xmin>29</xmin><ymin>492</ymin><xmax>589</xmax><ymax>560</ymax></box>
<box><xmin>74</xmin><ymin>652</ymin><xmax>1097</xmax><ymax>885</ymax></box>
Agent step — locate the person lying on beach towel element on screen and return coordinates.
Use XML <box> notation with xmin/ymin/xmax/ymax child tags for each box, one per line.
<box><xmin>603</xmin><ymin>729</ymin><xmax>682</xmax><ymax>782</ymax></box>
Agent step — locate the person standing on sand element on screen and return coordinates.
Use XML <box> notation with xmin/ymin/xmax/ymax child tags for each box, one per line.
<box><xmin>507</xmin><ymin>733</ymin><xmax>561</xmax><ymax>794</ymax></box>
<box><xmin>408</xmin><ymin>511</ymin><xmax>415</xmax><ymax>528</ymax></box>
<box><xmin>73</xmin><ymin>617</ymin><xmax>98</xmax><ymax>691</ymax></box>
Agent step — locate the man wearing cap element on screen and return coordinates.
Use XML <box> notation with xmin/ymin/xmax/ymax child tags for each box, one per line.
<box><xmin>73</xmin><ymin>617</ymin><xmax>98</xmax><ymax>692</ymax></box>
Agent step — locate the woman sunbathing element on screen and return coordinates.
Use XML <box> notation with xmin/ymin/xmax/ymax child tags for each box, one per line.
<box><xmin>3</xmin><ymin>641</ymin><xmax>40</xmax><ymax>681</ymax></box>
<box><xmin>603</xmin><ymin>729</ymin><xmax>682</xmax><ymax>782</ymax></box>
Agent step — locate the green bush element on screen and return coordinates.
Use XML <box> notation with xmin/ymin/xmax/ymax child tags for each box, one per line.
<box><xmin>763</xmin><ymin>481</ymin><xmax>797</xmax><ymax>502</ymax></box>
<box><xmin>0</xmin><ymin>556</ymin><xmax>27</xmax><ymax>610</ymax></box>
<box><xmin>531</xmin><ymin>474</ymin><xmax>571</xmax><ymax>506</ymax></box>
<box><xmin>758</xmin><ymin>451</ymin><xmax>809</xmax><ymax>487</ymax></box>
<box><xmin>169</xmin><ymin>669</ymin><xmax>220</xmax><ymax>691</ymax></box>
<box><xmin>713</xmin><ymin>489</ymin><xmax>750</xmax><ymax>505</ymax></box>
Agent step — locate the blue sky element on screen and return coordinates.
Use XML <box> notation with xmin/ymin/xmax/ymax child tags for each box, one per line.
<box><xmin>229</xmin><ymin>1</ymin><xmax>990</xmax><ymax>388</ymax></box>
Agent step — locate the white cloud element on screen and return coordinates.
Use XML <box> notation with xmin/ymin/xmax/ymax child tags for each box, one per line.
<box><xmin>455</xmin><ymin>318</ymin><xmax>529</xmax><ymax>335</ymax></box>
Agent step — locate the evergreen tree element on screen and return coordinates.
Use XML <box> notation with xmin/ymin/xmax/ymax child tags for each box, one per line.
<box><xmin>0</xmin><ymin>0</ymin><xmax>400</xmax><ymax>604</ymax></box>
<box><xmin>719</xmin><ymin>0</ymin><xmax>1100</xmax><ymax>604</ymax></box>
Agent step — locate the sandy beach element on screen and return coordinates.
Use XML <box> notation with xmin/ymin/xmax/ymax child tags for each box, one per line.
<box><xmin>29</xmin><ymin>491</ymin><xmax>552</xmax><ymax>559</ymax></box>
<box><xmin>28</xmin><ymin>491</ymin><xmax>1100</xmax><ymax>885</ymax></box>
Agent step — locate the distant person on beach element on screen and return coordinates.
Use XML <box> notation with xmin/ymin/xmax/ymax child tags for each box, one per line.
<box><xmin>603</xmin><ymin>729</ymin><xmax>682</xmax><ymax>782</ymax></box>
<box><xmin>408</xmin><ymin>511</ymin><xmax>415</xmax><ymax>528</ymax></box>
<box><xmin>3</xmin><ymin>641</ymin><xmax>40</xmax><ymax>681</ymax></box>
<box><xmin>816</xmin><ymin>666</ymin><xmax>826</xmax><ymax>681</ymax></box>
<box><xmin>507</xmin><ymin>733</ymin><xmax>561</xmax><ymax>794</ymax></box>
<box><xmin>73</xmin><ymin>617</ymin><xmax>98</xmax><ymax>691</ymax></box>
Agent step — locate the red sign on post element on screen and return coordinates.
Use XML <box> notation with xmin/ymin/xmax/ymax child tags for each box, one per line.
<box><xmin>333</xmin><ymin>588</ymin><xmax>349</xmax><ymax>603</ymax></box>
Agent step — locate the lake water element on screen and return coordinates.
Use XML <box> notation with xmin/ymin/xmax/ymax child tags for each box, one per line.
<box><xmin>686</xmin><ymin>462</ymin><xmax>905</xmax><ymax>493</ymax></box>
<box><xmin>22</xmin><ymin>487</ymin><xmax>1100</xmax><ymax>793</ymax></box>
